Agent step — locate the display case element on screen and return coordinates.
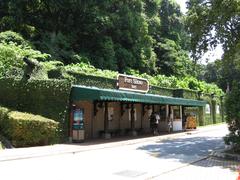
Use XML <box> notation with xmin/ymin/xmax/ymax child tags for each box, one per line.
<box><xmin>72</xmin><ymin>108</ymin><xmax>85</xmax><ymax>142</ymax></box>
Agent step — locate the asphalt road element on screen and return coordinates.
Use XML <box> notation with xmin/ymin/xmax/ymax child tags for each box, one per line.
<box><xmin>0</xmin><ymin>124</ymin><xmax>237</xmax><ymax>180</ymax></box>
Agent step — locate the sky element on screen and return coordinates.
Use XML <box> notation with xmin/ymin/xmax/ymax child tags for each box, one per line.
<box><xmin>175</xmin><ymin>0</ymin><xmax>224</xmax><ymax>64</ymax></box>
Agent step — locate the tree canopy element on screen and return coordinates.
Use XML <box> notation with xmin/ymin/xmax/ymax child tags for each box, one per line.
<box><xmin>186</xmin><ymin>0</ymin><xmax>240</xmax><ymax>149</ymax></box>
<box><xmin>0</xmin><ymin>0</ymin><xmax>195</xmax><ymax>77</ymax></box>
<box><xmin>186</xmin><ymin>0</ymin><xmax>240</xmax><ymax>59</ymax></box>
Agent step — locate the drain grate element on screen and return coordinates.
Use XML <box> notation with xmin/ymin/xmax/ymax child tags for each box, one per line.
<box><xmin>114</xmin><ymin>170</ymin><xmax>147</xmax><ymax>178</ymax></box>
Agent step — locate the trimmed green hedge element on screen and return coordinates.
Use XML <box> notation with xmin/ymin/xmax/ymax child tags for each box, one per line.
<box><xmin>173</xmin><ymin>89</ymin><xmax>199</xmax><ymax>99</ymax></box>
<box><xmin>0</xmin><ymin>78</ymin><xmax>71</xmax><ymax>139</ymax></box>
<box><xmin>0</xmin><ymin>107</ymin><xmax>59</xmax><ymax>147</ymax></box>
<box><xmin>69</xmin><ymin>72</ymin><xmax>116</xmax><ymax>89</ymax></box>
<box><xmin>150</xmin><ymin>86</ymin><xmax>174</xmax><ymax>97</ymax></box>
<box><xmin>204</xmin><ymin>114</ymin><xmax>213</xmax><ymax>125</ymax></box>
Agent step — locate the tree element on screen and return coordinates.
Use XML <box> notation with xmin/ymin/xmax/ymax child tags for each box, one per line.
<box><xmin>0</xmin><ymin>0</ymin><xmax>197</xmax><ymax>77</ymax></box>
<box><xmin>186</xmin><ymin>0</ymin><xmax>240</xmax><ymax>59</ymax></box>
<box><xmin>200</xmin><ymin>60</ymin><xmax>225</xmax><ymax>90</ymax></box>
<box><xmin>186</xmin><ymin>0</ymin><xmax>240</xmax><ymax>149</ymax></box>
<box><xmin>145</xmin><ymin>0</ymin><xmax>194</xmax><ymax>77</ymax></box>
<box><xmin>0</xmin><ymin>0</ymin><xmax>157</xmax><ymax>73</ymax></box>
<box><xmin>0</xmin><ymin>31</ymin><xmax>50</xmax><ymax>78</ymax></box>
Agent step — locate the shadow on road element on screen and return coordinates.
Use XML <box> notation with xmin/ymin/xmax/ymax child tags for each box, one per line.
<box><xmin>138</xmin><ymin>136</ymin><xmax>224</xmax><ymax>158</ymax></box>
<box><xmin>137</xmin><ymin>136</ymin><xmax>238</xmax><ymax>171</ymax></box>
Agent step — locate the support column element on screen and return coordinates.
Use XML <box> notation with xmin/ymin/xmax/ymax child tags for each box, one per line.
<box><xmin>69</xmin><ymin>103</ymin><xmax>75</xmax><ymax>142</ymax></box>
<box><xmin>180</xmin><ymin>106</ymin><xmax>182</xmax><ymax>120</ymax></box>
<box><xmin>198</xmin><ymin>106</ymin><xmax>204</xmax><ymax>126</ymax></box>
<box><xmin>152</xmin><ymin>104</ymin><xmax>155</xmax><ymax>112</ymax></box>
<box><xmin>130</xmin><ymin>103</ymin><xmax>137</xmax><ymax>136</ymax></box>
<box><xmin>220</xmin><ymin>96</ymin><xmax>224</xmax><ymax>122</ymax></box>
<box><xmin>166</xmin><ymin>105</ymin><xmax>169</xmax><ymax>118</ymax></box>
<box><xmin>211</xmin><ymin>100</ymin><xmax>216</xmax><ymax>124</ymax></box>
<box><xmin>104</xmin><ymin>102</ymin><xmax>111</xmax><ymax>139</ymax></box>
<box><xmin>141</xmin><ymin>104</ymin><xmax>145</xmax><ymax>130</ymax></box>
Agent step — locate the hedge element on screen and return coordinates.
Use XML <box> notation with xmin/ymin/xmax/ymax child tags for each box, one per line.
<box><xmin>0</xmin><ymin>107</ymin><xmax>59</xmax><ymax>147</ymax></box>
<box><xmin>0</xmin><ymin>78</ymin><xmax>71</xmax><ymax>139</ymax></box>
<box><xmin>0</xmin><ymin>106</ymin><xmax>10</xmax><ymax>130</ymax></box>
<box><xmin>173</xmin><ymin>89</ymin><xmax>199</xmax><ymax>99</ymax></box>
<box><xmin>69</xmin><ymin>72</ymin><xmax>116</xmax><ymax>89</ymax></box>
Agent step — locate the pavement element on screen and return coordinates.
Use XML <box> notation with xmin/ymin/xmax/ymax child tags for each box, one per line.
<box><xmin>0</xmin><ymin>124</ymin><xmax>227</xmax><ymax>162</ymax></box>
<box><xmin>0</xmin><ymin>123</ymin><xmax>239</xmax><ymax>180</ymax></box>
<box><xmin>153</xmin><ymin>156</ymin><xmax>239</xmax><ymax>180</ymax></box>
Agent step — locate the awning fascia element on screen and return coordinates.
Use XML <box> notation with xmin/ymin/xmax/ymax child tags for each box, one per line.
<box><xmin>71</xmin><ymin>85</ymin><xmax>207</xmax><ymax>107</ymax></box>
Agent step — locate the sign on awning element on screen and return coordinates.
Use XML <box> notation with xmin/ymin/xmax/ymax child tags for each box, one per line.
<box><xmin>117</xmin><ymin>74</ymin><xmax>149</xmax><ymax>93</ymax></box>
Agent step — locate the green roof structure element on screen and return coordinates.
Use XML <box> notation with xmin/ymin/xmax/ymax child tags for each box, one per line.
<box><xmin>71</xmin><ymin>85</ymin><xmax>206</xmax><ymax>107</ymax></box>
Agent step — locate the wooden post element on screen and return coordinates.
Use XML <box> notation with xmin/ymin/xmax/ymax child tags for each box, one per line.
<box><xmin>220</xmin><ymin>96</ymin><xmax>224</xmax><ymax>122</ymax></box>
<box><xmin>130</xmin><ymin>103</ymin><xmax>137</xmax><ymax>136</ymax></box>
<box><xmin>152</xmin><ymin>104</ymin><xmax>155</xmax><ymax>112</ymax></box>
<box><xmin>166</xmin><ymin>105</ymin><xmax>169</xmax><ymax>119</ymax></box>
<box><xmin>180</xmin><ymin>106</ymin><xmax>182</xmax><ymax>120</ymax></box>
<box><xmin>118</xmin><ymin>102</ymin><xmax>121</xmax><ymax>130</ymax></box>
<box><xmin>131</xmin><ymin>103</ymin><xmax>135</xmax><ymax>130</ymax></box>
<box><xmin>198</xmin><ymin>106</ymin><xmax>204</xmax><ymax>126</ymax></box>
<box><xmin>69</xmin><ymin>104</ymin><xmax>75</xmax><ymax>142</ymax></box>
<box><xmin>141</xmin><ymin>104</ymin><xmax>145</xmax><ymax>129</ymax></box>
<box><xmin>104</xmin><ymin>102</ymin><xmax>109</xmax><ymax>133</ymax></box>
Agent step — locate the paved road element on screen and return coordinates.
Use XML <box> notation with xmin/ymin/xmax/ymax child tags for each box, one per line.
<box><xmin>0</xmin><ymin>124</ymin><xmax>238</xmax><ymax>180</ymax></box>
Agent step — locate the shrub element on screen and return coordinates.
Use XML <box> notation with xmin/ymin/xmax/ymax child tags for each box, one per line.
<box><xmin>0</xmin><ymin>110</ymin><xmax>59</xmax><ymax>147</ymax></box>
<box><xmin>0</xmin><ymin>31</ymin><xmax>30</xmax><ymax>47</ymax></box>
<box><xmin>224</xmin><ymin>81</ymin><xmax>240</xmax><ymax>150</ymax></box>
<box><xmin>0</xmin><ymin>106</ymin><xmax>10</xmax><ymax>130</ymax></box>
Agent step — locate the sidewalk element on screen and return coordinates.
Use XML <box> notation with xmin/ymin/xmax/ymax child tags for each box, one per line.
<box><xmin>0</xmin><ymin>124</ymin><xmax>226</xmax><ymax>162</ymax></box>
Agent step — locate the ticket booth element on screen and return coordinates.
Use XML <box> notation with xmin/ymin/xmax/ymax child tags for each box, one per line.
<box><xmin>72</xmin><ymin>107</ymin><xmax>85</xmax><ymax>142</ymax></box>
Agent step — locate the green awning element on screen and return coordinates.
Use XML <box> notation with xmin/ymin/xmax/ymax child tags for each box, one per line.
<box><xmin>71</xmin><ymin>85</ymin><xmax>206</xmax><ymax>107</ymax></box>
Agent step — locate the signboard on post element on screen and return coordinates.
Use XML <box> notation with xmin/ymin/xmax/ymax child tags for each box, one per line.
<box><xmin>117</xmin><ymin>74</ymin><xmax>149</xmax><ymax>93</ymax></box>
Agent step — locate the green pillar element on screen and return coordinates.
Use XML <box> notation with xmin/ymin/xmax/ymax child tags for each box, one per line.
<box><xmin>220</xmin><ymin>96</ymin><xmax>224</xmax><ymax>122</ymax></box>
<box><xmin>198</xmin><ymin>106</ymin><xmax>204</xmax><ymax>126</ymax></box>
<box><xmin>211</xmin><ymin>100</ymin><xmax>216</xmax><ymax>124</ymax></box>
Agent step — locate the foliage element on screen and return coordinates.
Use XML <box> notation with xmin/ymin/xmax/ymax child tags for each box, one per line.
<box><xmin>0</xmin><ymin>107</ymin><xmax>59</xmax><ymax>147</ymax></box>
<box><xmin>0</xmin><ymin>78</ymin><xmax>71</xmax><ymax>139</ymax></box>
<box><xmin>65</xmin><ymin>62</ymin><xmax>118</xmax><ymax>79</ymax></box>
<box><xmin>65</xmin><ymin>62</ymin><xmax>224</xmax><ymax>96</ymax></box>
<box><xmin>224</xmin><ymin>81</ymin><xmax>240</xmax><ymax>149</ymax></box>
<box><xmin>186</xmin><ymin>1</ymin><xmax>240</xmax><ymax>148</ymax></box>
<box><xmin>200</xmin><ymin>60</ymin><xmax>225</xmax><ymax>90</ymax></box>
<box><xmin>0</xmin><ymin>31</ymin><xmax>50</xmax><ymax>78</ymax></box>
<box><xmin>0</xmin><ymin>0</ymin><xmax>196</xmax><ymax>77</ymax></box>
<box><xmin>216</xmin><ymin>42</ymin><xmax>240</xmax><ymax>148</ymax></box>
<box><xmin>186</xmin><ymin>0</ymin><xmax>240</xmax><ymax>59</ymax></box>
<box><xmin>146</xmin><ymin>0</ymin><xmax>193</xmax><ymax>76</ymax></box>
<box><xmin>154</xmin><ymin>38</ymin><xmax>195</xmax><ymax>77</ymax></box>
<box><xmin>0</xmin><ymin>106</ymin><xmax>10</xmax><ymax>129</ymax></box>
<box><xmin>35</xmin><ymin>32</ymin><xmax>75</xmax><ymax>64</ymax></box>
<box><xmin>0</xmin><ymin>31</ymin><xmax>30</xmax><ymax>47</ymax></box>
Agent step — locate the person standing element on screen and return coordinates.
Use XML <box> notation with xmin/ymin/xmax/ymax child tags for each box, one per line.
<box><xmin>155</xmin><ymin>112</ymin><xmax>160</xmax><ymax>135</ymax></box>
<box><xmin>150</xmin><ymin>112</ymin><xmax>159</xmax><ymax>135</ymax></box>
<box><xmin>168</xmin><ymin>112</ymin><xmax>173</xmax><ymax>133</ymax></box>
